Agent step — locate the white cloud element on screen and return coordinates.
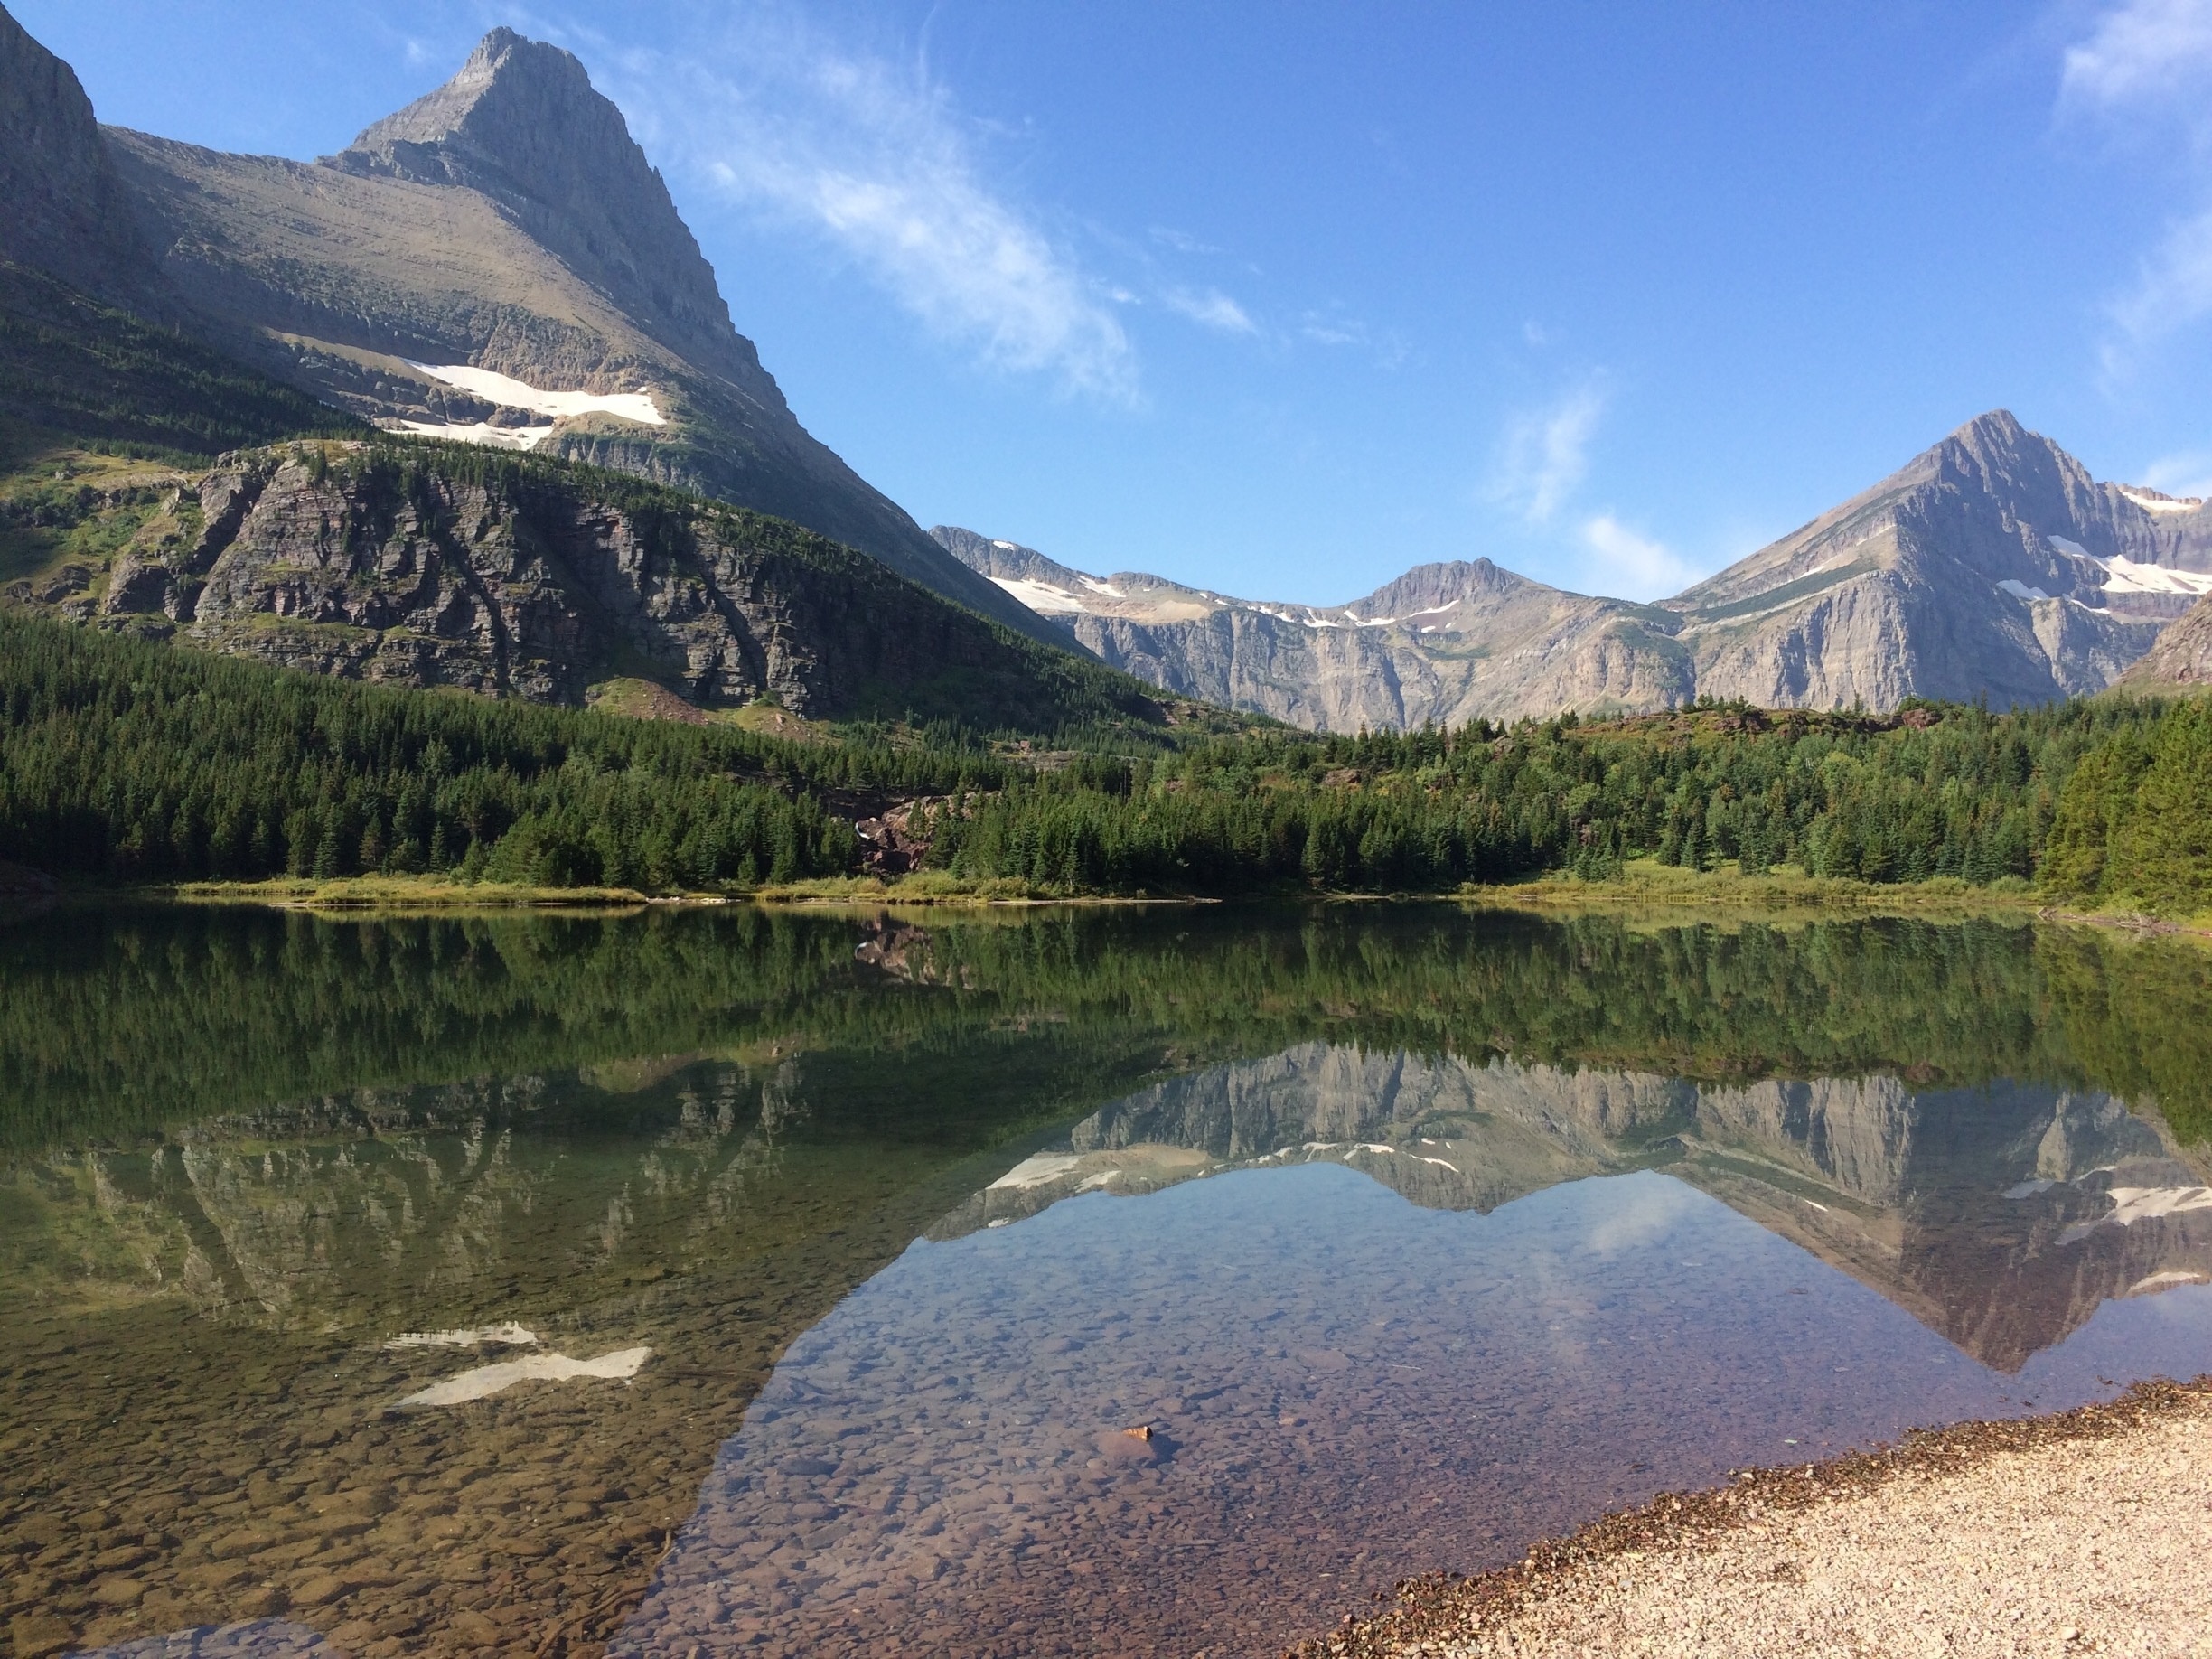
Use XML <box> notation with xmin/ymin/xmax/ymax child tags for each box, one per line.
<box><xmin>601</xmin><ymin>14</ymin><xmax>1136</xmax><ymax>402</ymax></box>
<box><xmin>1488</xmin><ymin>386</ymin><xmax>1606</xmax><ymax>525</ymax></box>
<box><xmin>2062</xmin><ymin>1</ymin><xmax>2212</xmax><ymax>373</ymax></box>
<box><xmin>1149</xmin><ymin>226</ymin><xmax>1220</xmax><ymax>256</ymax></box>
<box><xmin>1580</xmin><ymin>513</ymin><xmax>1700</xmax><ymax>601</ymax></box>
<box><xmin>2140</xmin><ymin>447</ymin><xmax>2212</xmax><ymax>496</ymax></box>
<box><xmin>1162</xmin><ymin>286</ymin><xmax>1258</xmax><ymax>335</ymax></box>
<box><xmin>2061</xmin><ymin>0</ymin><xmax>2212</xmax><ymax>113</ymax></box>
<box><xmin>2105</xmin><ymin>204</ymin><xmax>2212</xmax><ymax>361</ymax></box>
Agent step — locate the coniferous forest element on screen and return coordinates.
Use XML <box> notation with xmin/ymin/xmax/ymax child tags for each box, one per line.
<box><xmin>6</xmin><ymin>603</ymin><xmax>2212</xmax><ymax>909</ymax></box>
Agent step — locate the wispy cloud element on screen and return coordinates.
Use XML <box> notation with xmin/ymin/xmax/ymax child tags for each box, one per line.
<box><xmin>1162</xmin><ymin>286</ymin><xmax>1258</xmax><ymax>335</ymax></box>
<box><xmin>598</xmin><ymin>12</ymin><xmax>1136</xmax><ymax>402</ymax></box>
<box><xmin>2062</xmin><ymin>0</ymin><xmax>2212</xmax><ymax>373</ymax></box>
<box><xmin>1579</xmin><ymin>513</ymin><xmax>1699</xmax><ymax>600</ymax></box>
<box><xmin>2061</xmin><ymin>0</ymin><xmax>2212</xmax><ymax>112</ymax></box>
<box><xmin>2140</xmin><ymin>447</ymin><xmax>2212</xmax><ymax>497</ymax></box>
<box><xmin>2104</xmin><ymin>206</ymin><xmax>2212</xmax><ymax>365</ymax></box>
<box><xmin>1488</xmin><ymin>386</ymin><xmax>1606</xmax><ymax>525</ymax></box>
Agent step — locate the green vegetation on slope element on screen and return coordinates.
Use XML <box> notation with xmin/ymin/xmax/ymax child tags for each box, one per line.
<box><xmin>0</xmin><ymin>608</ymin><xmax>1009</xmax><ymax>886</ymax></box>
<box><xmin>1</xmin><ymin>606</ymin><xmax>2198</xmax><ymax>901</ymax></box>
<box><xmin>0</xmin><ymin>260</ymin><xmax>360</xmax><ymax>459</ymax></box>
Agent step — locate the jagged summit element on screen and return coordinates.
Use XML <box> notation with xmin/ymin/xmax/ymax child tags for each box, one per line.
<box><xmin>330</xmin><ymin>28</ymin><xmax>745</xmax><ymax>380</ymax></box>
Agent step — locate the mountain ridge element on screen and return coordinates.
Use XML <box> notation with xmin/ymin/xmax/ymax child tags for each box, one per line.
<box><xmin>941</xmin><ymin>410</ymin><xmax>2212</xmax><ymax>728</ymax></box>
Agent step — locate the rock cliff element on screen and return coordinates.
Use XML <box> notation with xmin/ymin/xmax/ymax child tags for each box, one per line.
<box><xmin>931</xmin><ymin>527</ymin><xmax>1691</xmax><ymax>730</ymax></box>
<box><xmin>0</xmin><ymin>7</ymin><xmax>1064</xmax><ymax>649</ymax></box>
<box><xmin>2117</xmin><ymin>590</ymin><xmax>2212</xmax><ymax>691</ymax></box>
<box><xmin>13</xmin><ymin>440</ymin><xmax>1157</xmax><ymax>726</ymax></box>
<box><xmin>942</xmin><ymin>413</ymin><xmax>2212</xmax><ymax>727</ymax></box>
<box><xmin>0</xmin><ymin>5</ymin><xmax>155</xmax><ymax>303</ymax></box>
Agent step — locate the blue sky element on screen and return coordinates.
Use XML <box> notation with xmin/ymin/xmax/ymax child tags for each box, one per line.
<box><xmin>22</xmin><ymin>1</ymin><xmax>2212</xmax><ymax>602</ymax></box>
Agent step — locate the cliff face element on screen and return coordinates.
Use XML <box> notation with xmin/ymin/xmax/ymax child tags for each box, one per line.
<box><xmin>2117</xmin><ymin>590</ymin><xmax>2212</xmax><ymax>691</ymax></box>
<box><xmin>14</xmin><ymin>442</ymin><xmax>1147</xmax><ymax>726</ymax></box>
<box><xmin>943</xmin><ymin>413</ymin><xmax>2212</xmax><ymax>729</ymax></box>
<box><xmin>0</xmin><ymin>7</ymin><xmax>1064</xmax><ymax>649</ymax></box>
<box><xmin>0</xmin><ymin>5</ymin><xmax>153</xmax><ymax>302</ymax></box>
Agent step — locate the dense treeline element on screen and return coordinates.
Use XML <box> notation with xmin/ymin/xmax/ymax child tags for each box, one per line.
<box><xmin>0</xmin><ymin>610</ymin><xmax>1009</xmax><ymax>886</ymax></box>
<box><xmin>8</xmin><ymin>597</ymin><xmax>2212</xmax><ymax>902</ymax></box>
<box><xmin>0</xmin><ymin>260</ymin><xmax>360</xmax><ymax>459</ymax></box>
<box><xmin>2043</xmin><ymin>699</ymin><xmax>2212</xmax><ymax>914</ymax></box>
<box><xmin>927</xmin><ymin>698</ymin><xmax>2170</xmax><ymax>895</ymax></box>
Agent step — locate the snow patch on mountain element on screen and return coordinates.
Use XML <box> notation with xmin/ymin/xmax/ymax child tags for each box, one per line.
<box><xmin>408</xmin><ymin>362</ymin><xmax>666</xmax><ymax>426</ymax></box>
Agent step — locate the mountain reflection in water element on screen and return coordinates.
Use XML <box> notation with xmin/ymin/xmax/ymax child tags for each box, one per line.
<box><xmin>5</xmin><ymin>902</ymin><xmax>2209</xmax><ymax>1659</ymax></box>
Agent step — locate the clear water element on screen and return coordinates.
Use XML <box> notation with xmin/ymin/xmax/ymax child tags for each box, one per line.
<box><xmin>5</xmin><ymin>904</ymin><xmax>2210</xmax><ymax>1659</ymax></box>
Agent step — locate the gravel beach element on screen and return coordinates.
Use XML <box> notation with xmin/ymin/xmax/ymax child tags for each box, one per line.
<box><xmin>1298</xmin><ymin>1379</ymin><xmax>2212</xmax><ymax>1659</ymax></box>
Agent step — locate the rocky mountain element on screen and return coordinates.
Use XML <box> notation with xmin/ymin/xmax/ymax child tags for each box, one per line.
<box><xmin>5</xmin><ymin>439</ymin><xmax>1158</xmax><ymax>726</ymax></box>
<box><xmin>0</xmin><ymin>8</ymin><xmax>1065</xmax><ymax>649</ymax></box>
<box><xmin>931</xmin><ymin>526</ymin><xmax>1690</xmax><ymax>731</ymax></box>
<box><xmin>942</xmin><ymin>411</ymin><xmax>2212</xmax><ymax>728</ymax></box>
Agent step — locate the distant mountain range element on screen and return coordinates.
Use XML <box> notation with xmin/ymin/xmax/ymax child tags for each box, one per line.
<box><xmin>942</xmin><ymin>411</ymin><xmax>2212</xmax><ymax>727</ymax></box>
<box><xmin>0</xmin><ymin>9</ymin><xmax>1062</xmax><ymax>650</ymax></box>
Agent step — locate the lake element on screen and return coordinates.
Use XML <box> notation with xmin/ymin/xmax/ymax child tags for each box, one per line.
<box><xmin>5</xmin><ymin>903</ymin><xmax>2211</xmax><ymax>1659</ymax></box>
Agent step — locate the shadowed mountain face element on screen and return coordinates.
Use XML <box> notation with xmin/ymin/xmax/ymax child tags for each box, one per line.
<box><xmin>936</xmin><ymin>1045</ymin><xmax>2212</xmax><ymax>1374</ymax></box>
<box><xmin>0</xmin><ymin>7</ymin><xmax>154</xmax><ymax>303</ymax></box>
<box><xmin>941</xmin><ymin>413</ymin><xmax>2212</xmax><ymax>728</ymax></box>
<box><xmin>0</xmin><ymin>10</ymin><xmax>1065</xmax><ymax>650</ymax></box>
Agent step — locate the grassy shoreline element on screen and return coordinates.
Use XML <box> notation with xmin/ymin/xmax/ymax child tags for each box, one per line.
<box><xmin>10</xmin><ymin>859</ymin><xmax>2198</xmax><ymax>925</ymax></box>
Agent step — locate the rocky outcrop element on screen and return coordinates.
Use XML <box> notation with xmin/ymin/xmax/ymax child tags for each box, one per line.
<box><xmin>942</xmin><ymin>413</ymin><xmax>2212</xmax><ymax>728</ymax></box>
<box><xmin>70</xmin><ymin>444</ymin><xmax>1149</xmax><ymax>723</ymax></box>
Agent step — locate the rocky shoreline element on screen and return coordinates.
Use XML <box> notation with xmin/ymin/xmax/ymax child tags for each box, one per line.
<box><xmin>1291</xmin><ymin>1377</ymin><xmax>2212</xmax><ymax>1659</ymax></box>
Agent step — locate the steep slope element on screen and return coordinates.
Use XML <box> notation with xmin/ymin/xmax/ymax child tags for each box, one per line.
<box><xmin>0</xmin><ymin>5</ymin><xmax>156</xmax><ymax>304</ymax></box>
<box><xmin>2115</xmin><ymin>590</ymin><xmax>2212</xmax><ymax>690</ymax></box>
<box><xmin>0</xmin><ymin>9</ymin><xmax>1063</xmax><ymax>649</ymax></box>
<box><xmin>933</xmin><ymin>527</ymin><xmax>1688</xmax><ymax>731</ymax></box>
<box><xmin>3</xmin><ymin>437</ymin><xmax>1162</xmax><ymax>728</ymax></box>
<box><xmin>1664</xmin><ymin>410</ymin><xmax>2210</xmax><ymax>708</ymax></box>
<box><xmin>947</xmin><ymin>412</ymin><xmax>2212</xmax><ymax>728</ymax></box>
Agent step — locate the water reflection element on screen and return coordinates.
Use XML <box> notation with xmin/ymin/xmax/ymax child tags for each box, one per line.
<box><xmin>3</xmin><ymin>902</ymin><xmax>2209</xmax><ymax>1659</ymax></box>
<box><xmin>623</xmin><ymin>1164</ymin><xmax>2212</xmax><ymax>1659</ymax></box>
<box><xmin>942</xmin><ymin>1045</ymin><xmax>2212</xmax><ymax>1371</ymax></box>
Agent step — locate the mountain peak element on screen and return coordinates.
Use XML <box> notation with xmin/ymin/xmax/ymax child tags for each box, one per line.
<box><xmin>329</xmin><ymin>29</ymin><xmax>747</xmax><ymax>377</ymax></box>
<box><xmin>346</xmin><ymin>29</ymin><xmax>594</xmax><ymax>155</ymax></box>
